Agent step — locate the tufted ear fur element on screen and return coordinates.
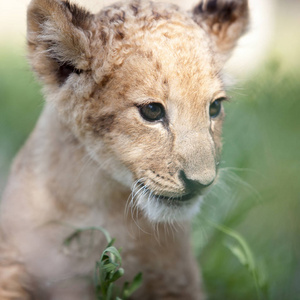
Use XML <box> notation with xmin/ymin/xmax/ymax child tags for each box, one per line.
<box><xmin>27</xmin><ymin>0</ymin><xmax>93</xmax><ymax>86</ymax></box>
<box><xmin>191</xmin><ymin>0</ymin><xmax>249</xmax><ymax>65</ymax></box>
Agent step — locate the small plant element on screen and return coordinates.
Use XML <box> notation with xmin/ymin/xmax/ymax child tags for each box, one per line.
<box><xmin>207</xmin><ymin>220</ymin><xmax>269</xmax><ymax>300</ymax></box>
<box><xmin>64</xmin><ymin>226</ymin><xmax>143</xmax><ymax>300</ymax></box>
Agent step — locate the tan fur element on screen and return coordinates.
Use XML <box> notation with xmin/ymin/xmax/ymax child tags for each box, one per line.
<box><xmin>0</xmin><ymin>0</ymin><xmax>249</xmax><ymax>299</ymax></box>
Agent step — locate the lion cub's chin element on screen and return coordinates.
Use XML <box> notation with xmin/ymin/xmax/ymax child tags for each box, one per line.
<box><xmin>136</xmin><ymin>194</ymin><xmax>202</xmax><ymax>223</ymax></box>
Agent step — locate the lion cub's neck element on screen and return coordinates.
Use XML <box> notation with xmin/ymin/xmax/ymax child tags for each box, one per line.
<box><xmin>29</xmin><ymin>105</ymin><xmax>130</xmax><ymax>224</ymax></box>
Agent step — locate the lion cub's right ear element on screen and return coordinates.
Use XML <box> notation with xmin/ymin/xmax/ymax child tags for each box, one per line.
<box><xmin>27</xmin><ymin>0</ymin><xmax>93</xmax><ymax>86</ymax></box>
<box><xmin>191</xmin><ymin>0</ymin><xmax>249</xmax><ymax>66</ymax></box>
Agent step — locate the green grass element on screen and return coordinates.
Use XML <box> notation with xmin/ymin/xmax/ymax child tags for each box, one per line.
<box><xmin>0</xmin><ymin>46</ymin><xmax>299</xmax><ymax>300</ymax></box>
<box><xmin>64</xmin><ymin>227</ymin><xmax>143</xmax><ymax>300</ymax></box>
<box><xmin>193</xmin><ymin>60</ymin><xmax>300</xmax><ymax>300</ymax></box>
<box><xmin>0</xmin><ymin>47</ymin><xmax>42</xmax><ymax>184</ymax></box>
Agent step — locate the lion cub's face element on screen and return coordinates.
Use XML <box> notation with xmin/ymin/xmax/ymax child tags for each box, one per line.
<box><xmin>27</xmin><ymin>0</ymin><xmax>248</xmax><ymax>222</ymax></box>
<box><xmin>87</xmin><ymin>24</ymin><xmax>225</xmax><ymax>222</ymax></box>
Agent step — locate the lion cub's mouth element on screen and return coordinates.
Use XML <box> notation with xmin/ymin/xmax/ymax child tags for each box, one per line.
<box><xmin>140</xmin><ymin>184</ymin><xmax>200</xmax><ymax>204</ymax></box>
<box><xmin>152</xmin><ymin>192</ymin><xmax>198</xmax><ymax>203</ymax></box>
<box><xmin>133</xmin><ymin>183</ymin><xmax>204</xmax><ymax>222</ymax></box>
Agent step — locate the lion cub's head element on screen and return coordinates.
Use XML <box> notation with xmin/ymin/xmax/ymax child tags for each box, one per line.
<box><xmin>27</xmin><ymin>0</ymin><xmax>248</xmax><ymax>222</ymax></box>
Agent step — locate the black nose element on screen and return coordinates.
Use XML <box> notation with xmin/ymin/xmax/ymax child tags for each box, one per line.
<box><xmin>179</xmin><ymin>170</ymin><xmax>213</xmax><ymax>193</ymax></box>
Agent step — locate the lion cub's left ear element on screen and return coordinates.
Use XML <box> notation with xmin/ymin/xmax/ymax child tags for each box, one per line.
<box><xmin>191</xmin><ymin>0</ymin><xmax>249</xmax><ymax>65</ymax></box>
<box><xmin>27</xmin><ymin>0</ymin><xmax>93</xmax><ymax>86</ymax></box>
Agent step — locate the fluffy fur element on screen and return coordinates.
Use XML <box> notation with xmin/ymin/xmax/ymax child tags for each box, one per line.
<box><xmin>0</xmin><ymin>0</ymin><xmax>249</xmax><ymax>299</ymax></box>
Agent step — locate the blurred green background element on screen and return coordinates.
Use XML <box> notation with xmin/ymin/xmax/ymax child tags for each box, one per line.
<box><xmin>0</xmin><ymin>0</ymin><xmax>299</xmax><ymax>299</ymax></box>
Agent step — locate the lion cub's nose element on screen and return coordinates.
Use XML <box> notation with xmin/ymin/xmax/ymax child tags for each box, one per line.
<box><xmin>179</xmin><ymin>170</ymin><xmax>214</xmax><ymax>194</ymax></box>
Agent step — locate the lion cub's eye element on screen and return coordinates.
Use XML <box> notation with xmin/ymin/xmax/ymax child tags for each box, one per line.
<box><xmin>139</xmin><ymin>103</ymin><xmax>165</xmax><ymax>122</ymax></box>
<box><xmin>209</xmin><ymin>98</ymin><xmax>224</xmax><ymax>118</ymax></box>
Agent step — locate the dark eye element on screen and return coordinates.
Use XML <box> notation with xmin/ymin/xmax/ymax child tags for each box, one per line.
<box><xmin>209</xmin><ymin>98</ymin><xmax>223</xmax><ymax>118</ymax></box>
<box><xmin>139</xmin><ymin>103</ymin><xmax>165</xmax><ymax>122</ymax></box>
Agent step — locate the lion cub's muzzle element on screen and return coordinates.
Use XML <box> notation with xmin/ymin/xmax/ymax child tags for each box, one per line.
<box><xmin>145</xmin><ymin>169</ymin><xmax>215</xmax><ymax>203</ymax></box>
<box><xmin>157</xmin><ymin>170</ymin><xmax>214</xmax><ymax>202</ymax></box>
<box><xmin>133</xmin><ymin>168</ymin><xmax>217</xmax><ymax>222</ymax></box>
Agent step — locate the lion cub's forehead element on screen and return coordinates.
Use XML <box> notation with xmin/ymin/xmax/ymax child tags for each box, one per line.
<box><xmin>92</xmin><ymin>1</ymin><xmax>223</xmax><ymax>105</ymax></box>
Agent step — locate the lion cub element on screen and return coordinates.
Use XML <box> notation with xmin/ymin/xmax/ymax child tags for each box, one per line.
<box><xmin>0</xmin><ymin>0</ymin><xmax>248</xmax><ymax>299</ymax></box>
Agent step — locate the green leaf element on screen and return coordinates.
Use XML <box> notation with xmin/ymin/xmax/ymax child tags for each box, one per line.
<box><xmin>122</xmin><ymin>272</ymin><xmax>143</xmax><ymax>299</ymax></box>
<box><xmin>226</xmin><ymin>242</ymin><xmax>247</xmax><ymax>266</ymax></box>
<box><xmin>207</xmin><ymin>220</ymin><xmax>256</xmax><ymax>272</ymax></box>
<box><xmin>103</xmin><ymin>247</ymin><xmax>122</xmax><ymax>264</ymax></box>
<box><xmin>63</xmin><ymin>226</ymin><xmax>112</xmax><ymax>246</ymax></box>
<box><xmin>106</xmin><ymin>283</ymin><xmax>114</xmax><ymax>300</ymax></box>
<box><xmin>101</xmin><ymin>254</ymin><xmax>110</xmax><ymax>262</ymax></box>
<box><xmin>64</xmin><ymin>226</ymin><xmax>143</xmax><ymax>300</ymax></box>
<box><xmin>102</xmin><ymin>262</ymin><xmax>119</xmax><ymax>273</ymax></box>
<box><xmin>63</xmin><ymin>229</ymin><xmax>81</xmax><ymax>246</ymax></box>
<box><xmin>86</xmin><ymin>226</ymin><xmax>112</xmax><ymax>244</ymax></box>
<box><xmin>111</xmin><ymin>268</ymin><xmax>125</xmax><ymax>282</ymax></box>
<box><xmin>206</xmin><ymin>219</ymin><xmax>264</xmax><ymax>300</ymax></box>
<box><xmin>107</xmin><ymin>238</ymin><xmax>116</xmax><ymax>248</ymax></box>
